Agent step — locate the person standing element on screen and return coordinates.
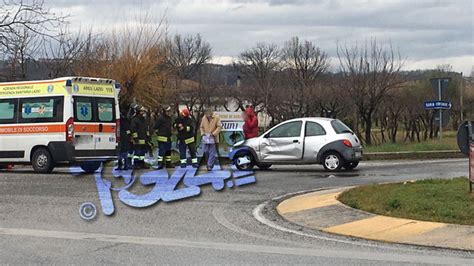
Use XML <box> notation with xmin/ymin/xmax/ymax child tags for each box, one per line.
<box><xmin>130</xmin><ymin>106</ymin><xmax>150</xmax><ymax>169</ymax></box>
<box><xmin>243</xmin><ymin>105</ymin><xmax>259</xmax><ymax>139</ymax></box>
<box><xmin>116</xmin><ymin>107</ymin><xmax>132</xmax><ymax>171</ymax></box>
<box><xmin>154</xmin><ymin>105</ymin><xmax>172</xmax><ymax>169</ymax></box>
<box><xmin>174</xmin><ymin>107</ymin><xmax>198</xmax><ymax>168</ymax></box>
<box><xmin>200</xmin><ymin>109</ymin><xmax>222</xmax><ymax>171</ymax></box>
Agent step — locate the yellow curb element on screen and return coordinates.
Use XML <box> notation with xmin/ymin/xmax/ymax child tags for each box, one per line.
<box><xmin>323</xmin><ymin>215</ymin><xmax>447</xmax><ymax>242</ymax></box>
<box><xmin>277</xmin><ymin>191</ymin><xmax>340</xmax><ymax>215</ymax></box>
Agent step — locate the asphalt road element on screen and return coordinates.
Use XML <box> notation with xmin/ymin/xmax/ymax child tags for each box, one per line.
<box><xmin>1</xmin><ymin>159</ymin><xmax>473</xmax><ymax>265</ymax></box>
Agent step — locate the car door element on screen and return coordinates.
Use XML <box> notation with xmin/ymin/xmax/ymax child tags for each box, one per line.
<box><xmin>259</xmin><ymin>120</ymin><xmax>303</xmax><ymax>162</ymax></box>
<box><xmin>302</xmin><ymin>121</ymin><xmax>327</xmax><ymax>163</ymax></box>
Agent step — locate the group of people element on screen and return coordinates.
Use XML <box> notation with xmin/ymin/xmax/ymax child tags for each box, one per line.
<box><xmin>117</xmin><ymin>104</ymin><xmax>259</xmax><ymax>171</ymax></box>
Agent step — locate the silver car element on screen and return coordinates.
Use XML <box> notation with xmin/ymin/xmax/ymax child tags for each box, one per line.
<box><xmin>229</xmin><ymin>118</ymin><xmax>362</xmax><ymax>172</ymax></box>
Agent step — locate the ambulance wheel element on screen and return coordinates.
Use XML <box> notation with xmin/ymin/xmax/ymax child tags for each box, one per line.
<box><xmin>80</xmin><ymin>161</ymin><xmax>101</xmax><ymax>173</ymax></box>
<box><xmin>32</xmin><ymin>148</ymin><xmax>54</xmax><ymax>173</ymax></box>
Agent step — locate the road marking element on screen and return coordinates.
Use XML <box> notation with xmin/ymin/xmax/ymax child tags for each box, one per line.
<box><xmin>277</xmin><ymin>191</ymin><xmax>341</xmax><ymax>214</ymax></box>
<box><xmin>323</xmin><ymin>216</ymin><xmax>446</xmax><ymax>242</ymax></box>
<box><xmin>0</xmin><ymin>226</ymin><xmax>471</xmax><ymax>264</ymax></box>
<box><xmin>212</xmin><ymin>207</ymin><xmax>315</xmax><ymax>248</ymax></box>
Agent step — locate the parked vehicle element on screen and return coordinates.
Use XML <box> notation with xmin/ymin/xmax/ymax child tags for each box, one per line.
<box><xmin>0</xmin><ymin>77</ymin><xmax>120</xmax><ymax>173</ymax></box>
<box><xmin>228</xmin><ymin>117</ymin><xmax>362</xmax><ymax>172</ymax></box>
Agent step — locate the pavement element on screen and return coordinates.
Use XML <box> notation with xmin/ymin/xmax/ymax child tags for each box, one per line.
<box><xmin>1</xmin><ymin>159</ymin><xmax>474</xmax><ymax>264</ymax></box>
<box><xmin>277</xmin><ymin>187</ymin><xmax>474</xmax><ymax>251</ymax></box>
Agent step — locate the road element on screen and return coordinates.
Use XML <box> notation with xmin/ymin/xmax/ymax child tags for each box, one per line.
<box><xmin>1</xmin><ymin>159</ymin><xmax>473</xmax><ymax>265</ymax></box>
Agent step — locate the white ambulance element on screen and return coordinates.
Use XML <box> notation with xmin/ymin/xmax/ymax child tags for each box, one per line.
<box><xmin>0</xmin><ymin>77</ymin><xmax>120</xmax><ymax>173</ymax></box>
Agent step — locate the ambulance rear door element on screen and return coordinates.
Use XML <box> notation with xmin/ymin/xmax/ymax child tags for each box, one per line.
<box><xmin>94</xmin><ymin>96</ymin><xmax>117</xmax><ymax>153</ymax></box>
<box><xmin>73</xmin><ymin>96</ymin><xmax>96</xmax><ymax>155</ymax></box>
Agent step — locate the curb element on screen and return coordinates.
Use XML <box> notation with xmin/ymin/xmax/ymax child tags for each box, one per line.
<box><xmin>364</xmin><ymin>150</ymin><xmax>463</xmax><ymax>161</ymax></box>
<box><xmin>277</xmin><ymin>188</ymin><xmax>474</xmax><ymax>251</ymax></box>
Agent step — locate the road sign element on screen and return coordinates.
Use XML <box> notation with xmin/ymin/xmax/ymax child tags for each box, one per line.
<box><xmin>424</xmin><ymin>100</ymin><xmax>452</xmax><ymax>109</ymax></box>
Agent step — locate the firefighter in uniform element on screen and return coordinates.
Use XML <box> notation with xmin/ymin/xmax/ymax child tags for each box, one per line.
<box><xmin>117</xmin><ymin>108</ymin><xmax>132</xmax><ymax>171</ymax></box>
<box><xmin>174</xmin><ymin>107</ymin><xmax>198</xmax><ymax>168</ymax></box>
<box><xmin>130</xmin><ymin>106</ymin><xmax>150</xmax><ymax>169</ymax></box>
<box><xmin>154</xmin><ymin>105</ymin><xmax>172</xmax><ymax>169</ymax></box>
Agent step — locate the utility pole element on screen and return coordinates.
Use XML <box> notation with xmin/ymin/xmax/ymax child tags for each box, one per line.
<box><xmin>438</xmin><ymin>79</ymin><xmax>443</xmax><ymax>140</ymax></box>
<box><xmin>460</xmin><ymin>72</ymin><xmax>464</xmax><ymax>122</ymax></box>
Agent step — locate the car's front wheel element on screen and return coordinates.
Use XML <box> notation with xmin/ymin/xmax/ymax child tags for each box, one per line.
<box><xmin>233</xmin><ymin>152</ymin><xmax>255</xmax><ymax>171</ymax></box>
<box><xmin>344</xmin><ymin>161</ymin><xmax>359</xmax><ymax>170</ymax></box>
<box><xmin>322</xmin><ymin>152</ymin><xmax>343</xmax><ymax>172</ymax></box>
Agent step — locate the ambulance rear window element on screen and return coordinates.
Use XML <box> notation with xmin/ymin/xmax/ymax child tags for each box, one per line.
<box><xmin>97</xmin><ymin>98</ymin><xmax>114</xmax><ymax>122</ymax></box>
<box><xmin>74</xmin><ymin>98</ymin><xmax>93</xmax><ymax>122</ymax></box>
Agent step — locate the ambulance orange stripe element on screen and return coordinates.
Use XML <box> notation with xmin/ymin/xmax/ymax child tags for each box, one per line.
<box><xmin>74</xmin><ymin>124</ymin><xmax>116</xmax><ymax>133</ymax></box>
<box><xmin>0</xmin><ymin>124</ymin><xmax>65</xmax><ymax>134</ymax></box>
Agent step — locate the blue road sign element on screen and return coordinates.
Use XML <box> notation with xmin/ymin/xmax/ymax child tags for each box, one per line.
<box><xmin>424</xmin><ymin>100</ymin><xmax>452</xmax><ymax>110</ymax></box>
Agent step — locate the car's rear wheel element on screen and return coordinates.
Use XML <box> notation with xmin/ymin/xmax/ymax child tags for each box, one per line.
<box><xmin>80</xmin><ymin>161</ymin><xmax>102</xmax><ymax>173</ymax></box>
<box><xmin>344</xmin><ymin>161</ymin><xmax>359</xmax><ymax>170</ymax></box>
<box><xmin>234</xmin><ymin>152</ymin><xmax>255</xmax><ymax>171</ymax></box>
<box><xmin>32</xmin><ymin>148</ymin><xmax>54</xmax><ymax>173</ymax></box>
<box><xmin>257</xmin><ymin>163</ymin><xmax>272</xmax><ymax>170</ymax></box>
<box><xmin>322</xmin><ymin>151</ymin><xmax>343</xmax><ymax>172</ymax></box>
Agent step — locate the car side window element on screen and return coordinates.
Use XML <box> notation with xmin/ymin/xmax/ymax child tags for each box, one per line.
<box><xmin>267</xmin><ymin>121</ymin><xmax>302</xmax><ymax>138</ymax></box>
<box><xmin>305</xmin><ymin>122</ymin><xmax>326</xmax><ymax>136</ymax></box>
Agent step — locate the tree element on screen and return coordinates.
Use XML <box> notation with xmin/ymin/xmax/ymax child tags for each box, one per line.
<box><xmin>337</xmin><ymin>40</ymin><xmax>403</xmax><ymax>145</ymax></box>
<box><xmin>0</xmin><ymin>0</ymin><xmax>66</xmax><ymax>49</ymax></box>
<box><xmin>165</xmin><ymin>33</ymin><xmax>211</xmax><ymax>79</ymax></box>
<box><xmin>41</xmin><ymin>26</ymin><xmax>93</xmax><ymax>78</ymax></box>
<box><xmin>74</xmin><ymin>14</ymin><xmax>167</xmax><ymax>109</ymax></box>
<box><xmin>235</xmin><ymin>43</ymin><xmax>280</xmax><ymax>115</ymax></box>
<box><xmin>281</xmin><ymin>36</ymin><xmax>329</xmax><ymax>117</ymax></box>
<box><xmin>164</xmin><ymin>33</ymin><xmax>212</xmax><ymax>119</ymax></box>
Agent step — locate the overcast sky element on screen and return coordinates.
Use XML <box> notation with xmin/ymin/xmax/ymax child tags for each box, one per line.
<box><xmin>50</xmin><ymin>0</ymin><xmax>473</xmax><ymax>74</ymax></box>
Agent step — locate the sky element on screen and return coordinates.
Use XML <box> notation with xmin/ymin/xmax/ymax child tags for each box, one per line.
<box><xmin>49</xmin><ymin>0</ymin><xmax>473</xmax><ymax>75</ymax></box>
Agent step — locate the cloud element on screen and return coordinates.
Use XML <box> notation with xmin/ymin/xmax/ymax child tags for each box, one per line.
<box><xmin>46</xmin><ymin>0</ymin><xmax>473</xmax><ymax>74</ymax></box>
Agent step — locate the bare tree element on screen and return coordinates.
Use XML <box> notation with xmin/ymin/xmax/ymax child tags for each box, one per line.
<box><xmin>165</xmin><ymin>33</ymin><xmax>211</xmax><ymax>80</ymax></box>
<box><xmin>0</xmin><ymin>0</ymin><xmax>66</xmax><ymax>49</ymax></box>
<box><xmin>337</xmin><ymin>39</ymin><xmax>403</xmax><ymax>145</ymax></box>
<box><xmin>235</xmin><ymin>42</ymin><xmax>280</xmax><ymax>116</ymax></box>
<box><xmin>41</xmin><ymin>26</ymin><xmax>93</xmax><ymax>78</ymax></box>
<box><xmin>281</xmin><ymin>36</ymin><xmax>329</xmax><ymax>117</ymax></box>
<box><xmin>3</xmin><ymin>26</ymin><xmax>42</xmax><ymax>80</ymax></box>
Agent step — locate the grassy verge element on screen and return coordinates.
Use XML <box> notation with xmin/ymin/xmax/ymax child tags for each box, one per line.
<box><xmin>338</xmin><ymin>178</ymin><xmax>474</xmax><ymax>225</ymax></box>
<box><xmin>365</xmin><ymin>135</ymin><xmax>458</xmax><ymax>153</ymax></box>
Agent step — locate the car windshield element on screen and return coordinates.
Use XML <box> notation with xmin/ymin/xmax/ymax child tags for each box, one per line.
<box><xmin>331</xmin><ymin>120</ymin><xmax>353</xmax><ymax>134</ymax></box>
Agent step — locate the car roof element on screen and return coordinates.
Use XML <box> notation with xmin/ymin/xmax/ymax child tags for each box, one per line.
<box><xmin>284</xmin><ymin>117</ymin><xmax>336</xmax><ymax>123</ymax></box>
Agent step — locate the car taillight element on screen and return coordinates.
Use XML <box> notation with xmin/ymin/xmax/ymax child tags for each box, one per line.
<box><xmin>342</xmin><ymin>139</ymin><xmax>352</xmax><ymax>148</ymax></box>
<box><xmin>116</xmin><ymin>118</ymin><xmax>120</xmax><ymax>143</ymax></box>
<box><xmin>66</xmin><ymin>117</ymin><xmax>74</xmax><ymax>142</ymax></box>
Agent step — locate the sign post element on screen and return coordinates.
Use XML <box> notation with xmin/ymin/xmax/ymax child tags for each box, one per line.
<box><xmin>429</xmin><ymin>78</ymin><xmax>451</xmax><ymax>140</ymax></box>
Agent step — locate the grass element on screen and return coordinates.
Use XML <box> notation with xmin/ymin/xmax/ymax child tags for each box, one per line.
<box><xmin>338</xmin><ymin>178</ymin><xmax>474</xmax><ymax>225</ymax></box>
<box><xmin>364</xmin><ymin>131</ymin><xmax>459</xmax><ymax>153</ymax></box>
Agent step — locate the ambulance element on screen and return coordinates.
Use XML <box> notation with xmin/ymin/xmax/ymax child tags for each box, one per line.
<box><xmin>0</xmin><ymin>77</ymin><xmax>120</xmax><ymax>173</ymax></box>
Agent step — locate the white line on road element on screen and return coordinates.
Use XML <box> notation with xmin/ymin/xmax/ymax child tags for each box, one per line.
<box><xmin>0</xmin><ymin>227</ymin><xmax>471</xmax><ymax>264</ymax></box>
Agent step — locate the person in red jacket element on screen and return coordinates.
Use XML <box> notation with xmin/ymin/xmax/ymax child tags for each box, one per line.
<box><xmin>243</xmin><ymin>106</ymin><xmax>259</xmax><ymax>139</ymax></box>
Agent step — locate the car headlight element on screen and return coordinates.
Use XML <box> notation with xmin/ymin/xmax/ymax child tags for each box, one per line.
<box><xmin>233</xmin><ymin>140</ymin><xmax>245</xmax><ymax>147</ymax></box>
